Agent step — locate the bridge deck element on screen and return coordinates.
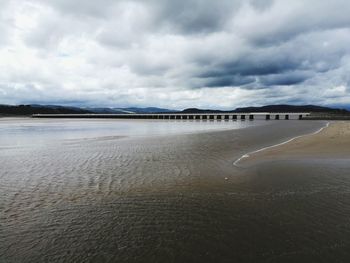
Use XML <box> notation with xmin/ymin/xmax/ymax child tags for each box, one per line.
<box><xmin>32</xmin><ymin>112</ymin><xmax>310</xmax><ymax>120</ymax></box>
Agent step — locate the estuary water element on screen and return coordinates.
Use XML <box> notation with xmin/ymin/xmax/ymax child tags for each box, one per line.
<box><xmin>1</xmin><ymin>118</ymin><xmax>350</xmax><ymax>262</ymax></box>
<box><xmin>0</xmin><ymin>118</ymin><xmax>264</xmax><ymax>148</ymax></box>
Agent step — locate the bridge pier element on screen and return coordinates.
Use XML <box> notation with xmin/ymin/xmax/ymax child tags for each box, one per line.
<box><xmin>32</xmin><ymin>112</ymin><xmax>310</xmax><ymax>120</ymax></box>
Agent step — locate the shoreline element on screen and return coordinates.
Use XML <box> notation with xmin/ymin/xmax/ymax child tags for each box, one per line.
<box><xmin>235</xmin><ymin>121</ymin><xmax>350</xmax><ymax>167</ymax></box>
<box><xmin>233</xmin><ymin>122</ymin><xmax>330</xmax><ymax>166</ymax></box>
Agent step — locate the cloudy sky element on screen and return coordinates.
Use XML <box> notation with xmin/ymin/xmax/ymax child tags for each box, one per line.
<box><xmin>1</xmin><ymin>0</ymin><xmax>350</xmax><ymax>109</ymax></box>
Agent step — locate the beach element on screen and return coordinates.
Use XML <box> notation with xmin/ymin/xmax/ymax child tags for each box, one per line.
<box><xmin>237</xmin><ymin>121</ymin><xmax>350</xmax><ymax>167</ymax></box>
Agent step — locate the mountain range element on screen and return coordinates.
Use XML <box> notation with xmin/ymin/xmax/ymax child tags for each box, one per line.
<box><xmin>0</xmin><ymin>104</ymin><xmax>348</xmax><ymax>116</ymax></box>
<box><xmin>183</xmin><ymin>105</ymin><xmax>349</xmax><ymax>114</ymax></box>
<box><xmin>0</xmin><ymin>104</ymin><xmax>177</xmax><ymax>116</ymax></box>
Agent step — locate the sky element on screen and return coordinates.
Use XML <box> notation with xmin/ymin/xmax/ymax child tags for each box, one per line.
<box><xmin>0</xmin><ymin>0</ymin><xmax>350</xmax><ymax>110</ymax></box>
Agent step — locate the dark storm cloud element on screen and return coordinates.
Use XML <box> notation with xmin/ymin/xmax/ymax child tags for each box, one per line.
<box><xmin>208</xmin><ymin>56</ymin><xmax>298</xmax><ymax>78</ymax></box>
<box><xmin>202</xmin><ymin>75</ymin><xmax>256</xmax><ymax>88</ymax></box>
<box><xmin>195</xmin><ymin>49</ymin><xmax>313</xmax><ymax>88</ymax></box>
<box><xmin>149</xmin><ymin>0</ymin><xmax>239</xmax><ymax>34</ymax></box>
<box><xmin>195</xmin><ymin>27</ymin><xmax>350</xmax><ymax>90</ymax></box>
<box><xmin>258</xmin><ymin>72</ymin><xmax>310</xmax><ymax>86</ymax></box>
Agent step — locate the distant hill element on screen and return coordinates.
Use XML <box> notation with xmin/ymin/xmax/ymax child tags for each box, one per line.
<box><xmin>119</xmin><ymin>107</ymin><xmax>177</xmax><ymax>113</ymax></box>
<box><xmin>0</xmin><ymin>104</ymin><xmax>92</xmax><ymax>116</ymax></box>
<box><xmin>181</xmin><ymin>108</ymin><xmax>225</xmax><ymax>113</ymax></box>
<box><xmin>1</xmin><ymin>104</ymin><xmax>348</xmax><ymax>116</ymax></box>
<box><xmin>85</xmin><ymin>107</ymin><xmax>177</xmax><ymax>114</ymax></box>
<box><xmin>181</xmin><ymin>105</ymin><xmax>349</xmax><ymax>114</ymax></box>
<box><xmin>0</xmin><ymin>104</ymin><xmax>177</xmax><ymax>116</ymax></box>
<box><xmin>233</xmin><ymin>104</ymin><xmax>348</xmax><ymax>113</ymax></box>
<box><xmin>84</xmin><ymin>107</ymin><xmax>128</xmax><ymax>114</ymax></box>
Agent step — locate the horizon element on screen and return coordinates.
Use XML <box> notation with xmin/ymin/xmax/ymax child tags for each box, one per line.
<box><xmin>2</xmin><ymin>102</ymin><xmax>350</xmax><ymax>112</ymax></box>
<box><xmin>1</xmin><ymin>1</ymin><xmax>350</xmax><ymax>109</ymax></box>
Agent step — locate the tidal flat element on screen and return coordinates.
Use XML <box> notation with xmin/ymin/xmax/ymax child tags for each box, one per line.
<box><xmin>1</xmin><ymin>118</ymin><xmax>350</xmax><ymax>262</ymax></box>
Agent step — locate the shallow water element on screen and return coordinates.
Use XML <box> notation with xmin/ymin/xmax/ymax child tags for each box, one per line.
<box><xmin>0</xmin><ymin>118</ymin><xmax>265</xmax><ymax>148</ymax></box>
<box><xmin>2</xmin><ymin>118</ymin><xmax>349</xmax><ymax>262</ymax></box>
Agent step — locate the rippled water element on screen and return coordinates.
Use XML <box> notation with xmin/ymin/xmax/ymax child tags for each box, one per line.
<box><xmin>1</xmin><ymin>118</ymin><xmax>349</xmax><ymax>262</ymax></box>
<box><xmin>0</xmin><ymin>118</ymin><xmax>264</xmax><ymax>148</ymax></box>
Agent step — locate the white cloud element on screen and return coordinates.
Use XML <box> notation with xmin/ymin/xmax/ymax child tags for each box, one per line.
<box><xmin>0</xmin><ymin>0</ymin><xmax>350</xmax><ymax>109</ymax></box>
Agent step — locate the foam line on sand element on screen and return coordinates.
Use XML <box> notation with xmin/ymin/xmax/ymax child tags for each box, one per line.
<box><xmin>233</xmin><ymin>122</ymin><xmax>330</xmax><ymax>167</ymax></box>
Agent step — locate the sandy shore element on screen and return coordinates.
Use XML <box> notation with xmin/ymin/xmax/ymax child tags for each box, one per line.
<box><xmin>237</xmin><ymin>121</ymin><xmax>350</xmax><ymax>166</ymax></box>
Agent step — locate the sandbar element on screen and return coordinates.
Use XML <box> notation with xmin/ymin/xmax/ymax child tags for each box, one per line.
<box><xmin>236</xmin><ymin>121</ymin><xmax>350</xmax><ymax>166</ymax></box>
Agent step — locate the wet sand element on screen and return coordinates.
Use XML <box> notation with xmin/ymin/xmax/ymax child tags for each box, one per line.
<box><xmin>236</xmin><ymin>121</ymin><xmax>350</xmax><ymax>167</ymax></box>
<box><xmin>3</xmin><ymin>119</ymin><xmax>350</xmax><ymax>262</ymax></box>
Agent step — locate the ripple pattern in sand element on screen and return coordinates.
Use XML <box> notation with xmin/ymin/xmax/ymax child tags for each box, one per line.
<box><xmin>2</xmin><ymin>120</ymin><xmax>350</xmax><ymax>262</ymax></box>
